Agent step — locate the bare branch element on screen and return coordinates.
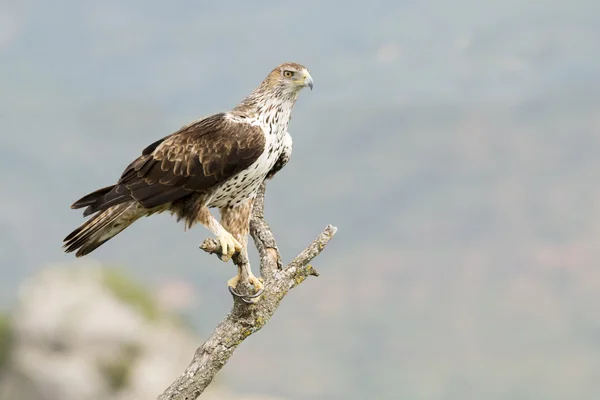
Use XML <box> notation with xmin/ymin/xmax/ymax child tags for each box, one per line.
<box><xmin>157</xmin><ymin>184</ymin><xmax>337</xmax><ymax>400</ymax></box>
<box><xmin>250</xmin><ymin>184</ymin><xmax>283</xmax><ymax>273</ymax></box>
<box><xmin>285</xmin><ymin>224</ymin><xmax>337</xmax><ymax>280</ymax></box>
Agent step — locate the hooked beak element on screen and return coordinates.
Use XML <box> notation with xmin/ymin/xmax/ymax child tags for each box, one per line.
<box><xmin>303</xmin><ymin>71</ymin><xmax>314</xmax><ymax>90</ymax></box>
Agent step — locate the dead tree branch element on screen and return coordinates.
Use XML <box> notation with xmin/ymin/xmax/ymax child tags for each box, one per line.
<box><xmin>157</xmin><ymin>183</ymin><xmax>337</xmax><ymax>400</ymax></box>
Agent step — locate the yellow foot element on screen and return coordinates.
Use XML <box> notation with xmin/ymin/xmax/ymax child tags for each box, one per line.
<box><xmin>228</xmin><ymin>275</ymin><xmax>264</xmax><ymax>304</ymax></box>
<box><xmin>216</xmin><ymin>231</ymin><xmax>243</xmax><ymax>262</ymax></box>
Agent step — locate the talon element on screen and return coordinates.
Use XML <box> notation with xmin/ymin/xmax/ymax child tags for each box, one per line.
<box><xmin>241</xmin><ymin>295</ymin><xmax>260</xmax><ymax>304</ymax></box>
<box><xmin>229</xmin><ymin>285</ymin><xmax>264</xmax><ymax>304</ymax></box>
<box><xmin>244</xmin><ymin>276</ymin><xmax>264</xmax><ymax>303</ymax></box>
<box><xmin>216</xmin><ymin>231</ymin><xmax>242</xmax><ymax>262</ymax></box>
<box><xmin>244</xmin><ymin>286</ymin><xmax>264</xmax><ymax>299</ymax></box>
<box><xmin>228</xmin><ymin>284</ymin><xmax>245</xmax><ymax>298</ymax></box>
<box><xmin>227</xmin><ymin>275</ymin><xmax>264</xmax><ymax>304</ymax></box>
<box><xmin>248</xmin><ymin>276</ymin><xmax>264</xmax><ymax>292</ymax></box>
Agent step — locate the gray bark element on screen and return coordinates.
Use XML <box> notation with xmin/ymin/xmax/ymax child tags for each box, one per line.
<box><xmin>157</xmin><ymin>183</ymin><xmax>337</xmax><ymax>400</ymax></box>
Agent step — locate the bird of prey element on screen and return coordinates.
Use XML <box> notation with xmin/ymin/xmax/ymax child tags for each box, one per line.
<box><xmin>63</xmin><ymin>62</ymin><xmax>313</xmax><ymax>301</ymax></box>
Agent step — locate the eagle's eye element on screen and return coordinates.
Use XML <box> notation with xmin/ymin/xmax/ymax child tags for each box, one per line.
<box><xmin>283</xmin><ymin>70</ymin><xmax>294</xmax><ymax>78</ymax></box>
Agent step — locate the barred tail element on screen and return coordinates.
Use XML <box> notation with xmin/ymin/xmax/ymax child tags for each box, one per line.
<box><xmin>63</xmin><ymin>202</ymin><xmax>143</xmax><ymax>257</ymax></box>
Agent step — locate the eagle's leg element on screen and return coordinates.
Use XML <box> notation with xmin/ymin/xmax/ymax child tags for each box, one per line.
<box><xmin>220</xmin><ymin>201</ymin><xmax>264</xmax><ymax>303</ymax></box>
<box><xmin>198</xmin><ymin>207</ymin><xmax>242</xmax><ymax>262</ymax></box>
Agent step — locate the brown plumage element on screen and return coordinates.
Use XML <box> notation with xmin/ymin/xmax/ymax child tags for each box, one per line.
<box><xmin>63</xmin><ymin>112</ymin><xmax>266</xmax><ymax>256</ymax></box>
<box><xmin>63</xmin><ymin>62</ymin><xmax>313</xmax><ymax>299</ymax></box>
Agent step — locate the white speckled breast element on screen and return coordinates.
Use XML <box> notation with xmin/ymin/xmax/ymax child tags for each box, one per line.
<box><xmin>207</xmin><ymin>103</ymin><xmax>291</xmax><ymax>209</ymax></box>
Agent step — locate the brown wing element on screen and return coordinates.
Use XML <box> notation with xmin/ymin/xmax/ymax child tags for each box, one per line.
<box><xmin>72</xmin><ymin>113</ymin><xmax>265</xmax><ymax>216</ymax></box>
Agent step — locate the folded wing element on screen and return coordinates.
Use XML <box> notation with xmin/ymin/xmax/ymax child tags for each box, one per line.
<box><xmin>72</xmin><ymin>113</ymin><xmax>266</xmax><ymax>216</ymax></box>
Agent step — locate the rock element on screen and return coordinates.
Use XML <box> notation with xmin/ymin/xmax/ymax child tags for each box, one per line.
<box><xmin>0</xmin><ymin>263</ymin><xmax>282</xmax><ymax>400</ymax></box>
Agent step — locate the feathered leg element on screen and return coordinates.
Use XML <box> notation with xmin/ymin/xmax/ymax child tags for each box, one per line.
<box><xmin>219</xmin><ymin>199</ymin><xmax>263</xmax><ymax>302</ymax></box>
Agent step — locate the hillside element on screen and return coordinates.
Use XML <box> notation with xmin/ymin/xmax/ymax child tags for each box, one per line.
<box><xmin>1</xmin><ymin>1</ymin><xmax>600</xmax><ymax>398</ymax></box>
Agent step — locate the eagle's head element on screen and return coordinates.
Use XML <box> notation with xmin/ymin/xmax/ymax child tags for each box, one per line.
<box><xmin>234</xmin><ymin>62</ymin><xmax>313</xmax><ymax>113</ymax></box>
<box><xmin>264</xmin><ymin>62</ymin><xmax>314</xmax><ymax>95</ymax></box>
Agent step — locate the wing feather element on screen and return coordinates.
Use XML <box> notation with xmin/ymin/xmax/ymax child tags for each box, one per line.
<box><xmin>75</xmin><ymin>113</ymin><xmax>265</xmax><ymax>215</ymax></box>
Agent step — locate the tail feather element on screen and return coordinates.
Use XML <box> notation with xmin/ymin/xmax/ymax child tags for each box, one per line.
<box><xmin>82</xmin><ymin>192</ymin><xmax>130</xmax><ymax>217</ymax></box>
<box><xmin>71</xmin><ymin>184</ymin><xmax>134</xmax><ymax>217</ymax></box>
<box><xmin>71</xmin><ymin>185</ymin><xmax>116</xmax><ymax>209</ymax></box>
<box><xmin>63</xmin><ymin>202</ymin><xmax>144</xmax><ymax>257</ymax></box>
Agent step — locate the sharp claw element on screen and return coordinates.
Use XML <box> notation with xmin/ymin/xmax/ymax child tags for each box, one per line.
<box><xmin>228</xmin><ymin>285</ymin><xmax>244</xmax><ymax>298</ymax></box>
<box><xmin>241</xmin><ymin>296</ymin><xmax>258</xmax><ymax>304</ymax></box>
<box><xmin>244</xmin><ymin>286</ymin><xmax>264</xmax><ymax>299</ymax></box>
<box><xmin>228</xmin><ymin>279</ymin><xmax>264</xmax><ymax>303</ymax></box>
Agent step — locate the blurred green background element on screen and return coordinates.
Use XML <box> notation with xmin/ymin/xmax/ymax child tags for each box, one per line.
<box><xmin>1</xmin><ymin>1</ymin><xmax>600</xmax><ymax>399</ymax></box>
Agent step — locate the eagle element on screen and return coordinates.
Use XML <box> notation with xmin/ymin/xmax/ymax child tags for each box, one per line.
<box><xmin>63</xmin><ymin>62</ymin><xmax>313</xmax><ymax>301</ymax></box>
